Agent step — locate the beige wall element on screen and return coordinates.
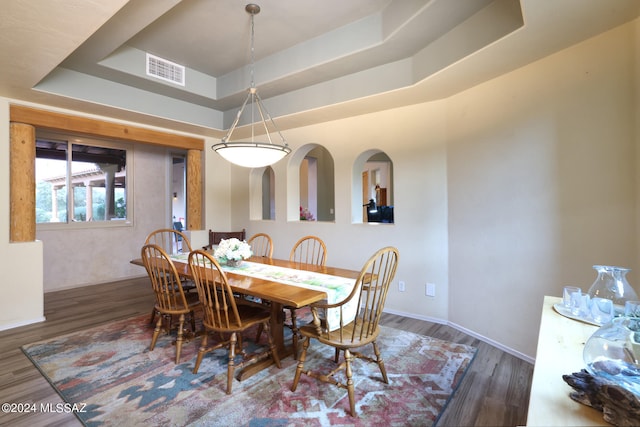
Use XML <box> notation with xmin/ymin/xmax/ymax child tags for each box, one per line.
<box><xmin>0</xmin><ymin>100</ymin><xmax>44</xmax><ymax>329</ymax></box>
<box><xmin>222</xmin><ymin>103</ymin><xmax>451</xmax><ymax>323</ymax></box>
<box><xmin>223</xmin><ymin>20</ymin><xmax>639</xmax><ymax>359</ymax></box>
<box><xmin>2</xmin><ymin>19</ymin><xmax>639</xmax><ymax>360</ymax></box>
<box><xmin>0</xmin><ymin>101</ymin><xmax>207</xmax><ymax>303</ymax></box>
<box><xmin>447</xmin><ymin>21</ymin><xmax>637</xmax><ymax>355</ymax></box>
<box><xmin>36</xmin><ymin>143</ymin><xmax>171</xmax><ymax>291</ymax></box>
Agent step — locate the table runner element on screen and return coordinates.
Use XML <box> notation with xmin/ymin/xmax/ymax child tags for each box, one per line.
<box><xmin>170</xmin><ymin>254</ymin><xmax>358</xmax><ymax>330</ymax></box>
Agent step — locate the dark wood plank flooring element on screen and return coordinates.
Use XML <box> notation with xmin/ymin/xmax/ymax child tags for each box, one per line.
<box><xmin>0</xmin><ymin>278</ymin><xmax>533</xmax><ymax>426</ymax></box>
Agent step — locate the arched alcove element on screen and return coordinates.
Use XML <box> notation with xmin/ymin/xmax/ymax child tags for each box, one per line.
<box><xmin>249</xmin><ymin>166</ymin><xmax>275</xmax><ymax>220</ymax></box>
<box><xmin>352</xmin><ymin>150</ymin><xmax>394</xmax><ymax>224</ymax></box>
<box><xmin>287</xmin><ymin>144</ymin><xmax>335</xmax><ymax>222</ymax></box>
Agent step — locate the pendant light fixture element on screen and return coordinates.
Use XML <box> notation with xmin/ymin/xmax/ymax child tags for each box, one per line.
<box><xmin>211</xmin><ymin>3</ymin><xmax>291</xmax><ymax>168</ymax></box>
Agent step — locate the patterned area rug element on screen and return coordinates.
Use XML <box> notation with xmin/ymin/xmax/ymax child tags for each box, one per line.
<box><xmin>21</xmin><ymin>314</ymin><xmax>476</xmax><ymax>426</ymax></box>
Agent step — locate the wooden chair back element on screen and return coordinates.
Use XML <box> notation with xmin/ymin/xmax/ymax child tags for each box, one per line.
<box><xmin>145</xmin><ymin>228</ymin><xmax>192</xmax><ymax>255</ymax></box>
<box><xmin>289</xmin><ymin>235</ymin><xmax>327</xmax><ymax>266</ymax></box>
<box><xmin>188</xmin><ymin>250</ymin><xmax>242</xmax><ymax>331</ymax></box>
<box><xmin>247</xmin><ymin>233</ymin><xmax>273</xmax><ymax>258</ymax></box>
<box><xmin>207</xmin><ymin>229</ymin><xmax>246</xmax><ymax>248</ymax></box>
<box><xmin>141</xmin><ymin>244</ymin><xmax>191</xmax><ymax>314</ymax></box>
<box><xmin>312</xmin><ymin>246</ymin><xmax>399</xmax><ymax>346</ymax></box>
<box><xmin>291</xmin><ymin>246</ymin><xmax>399</xmax><ymax>416</ymax></box>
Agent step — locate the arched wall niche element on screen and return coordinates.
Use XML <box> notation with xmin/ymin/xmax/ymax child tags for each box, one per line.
<box><xmin>352</xmin><ymin>150</ymin><xmax>394</xmax><ymax>224</ymax></box>
<box><xmin>249</xmin><ymin>166</ymin><xmax>275</xmax><ymax>220</ymax></box>
<box><xmin>286</xmin><ymin>143</ymin><xmax>335</xmax><ymax>222</ymax></box>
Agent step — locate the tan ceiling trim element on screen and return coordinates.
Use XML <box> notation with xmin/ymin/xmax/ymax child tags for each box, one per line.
<box><xmin>9</xmin><ymin>105</ymin><xmax>204</xmax><ymax>151</ymax></box>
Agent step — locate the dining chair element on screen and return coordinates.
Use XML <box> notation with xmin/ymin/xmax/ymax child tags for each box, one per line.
<box><xmin>188</xmin><ymin>249</ymin><xmax>281</xmax><ymax>394</ymax></box>
<box><xmin>145</xmin><ymin>228</ymin><xmax>195</xmax><ymax>324</ymax></box>
<box><xmin>247</xmin><ymin>233</ymin><xmax>273</xmax><ymax>258</ymax></box>
<box><xmin>286</xmin><ymin>235</ymin><xmax>327</xmax><ymax>358</ymax></box>
<box><xmin>203</xmin><ymin>228</ymin><xmax>246</xmax><ymax>250</ymax></box>
<box><xmin>145</xmin><ymin>227</ymin><xmax>193</xmax><ymax>255</ymax></box>
<box><xmin>289</xmin><ymin>235</ymin><xmax>327</xmax><ymax>266</ymax></box>
<box><xmin>141</xmin><ymin>243</ymin><xmax>201</xmax><ymax>364</ymax></box>
<box><xmin>290</xmin><ymin>246</ymin><xmax>399</xmax><ymax>416</ymax></box>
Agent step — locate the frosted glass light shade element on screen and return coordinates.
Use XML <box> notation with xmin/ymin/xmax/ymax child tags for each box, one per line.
<box><xmin>212</xmin><ymin>141</ymin><xmax>291</xmax><ymax>168</ymax></box>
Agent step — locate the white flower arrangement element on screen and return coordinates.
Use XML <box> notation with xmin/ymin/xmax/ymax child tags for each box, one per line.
<box><xmin>214</xmin><ymin>238</ymin><xmax>252</xmax><ymax>263</ymax></box>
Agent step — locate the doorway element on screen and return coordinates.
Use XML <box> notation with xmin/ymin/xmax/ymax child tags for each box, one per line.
<box><xmin>171</xmin><ymin>155</ymin><xmax>186</xmax><ymax>232</ymax></box>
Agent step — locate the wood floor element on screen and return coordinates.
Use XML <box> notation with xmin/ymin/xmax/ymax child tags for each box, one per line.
<box><xmin>0</xmin><ymin>277</ymin><xmax>533</xmax><ymax>427</ymax></box>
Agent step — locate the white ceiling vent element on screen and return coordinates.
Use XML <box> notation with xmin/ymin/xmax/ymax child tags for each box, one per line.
<box><xmin>146</xmin><ymin>53</ymin><xmax>185</xmax><ymax>86</ymax></box>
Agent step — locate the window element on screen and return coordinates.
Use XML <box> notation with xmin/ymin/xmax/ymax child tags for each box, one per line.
<box><xmin>35</xmin><ymin>132</ymin><xmax>130</xmax><ymax>225</ymax></box>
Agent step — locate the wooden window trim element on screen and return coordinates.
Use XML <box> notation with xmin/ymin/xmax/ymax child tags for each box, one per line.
<box><xmin>10</xmin><ymin>105</ymin><xmax>203</xmax><ymax>150</ymax></box>
<box><xmin>9</xmin><ymin>105</ymin><xmax>204</xmax><ymax>241</ymax></box>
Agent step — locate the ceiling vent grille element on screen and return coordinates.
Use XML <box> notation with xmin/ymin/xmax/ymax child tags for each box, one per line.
<box><xmin>146</xmin><ymin>53</ymin><xmax>185</xmax><ymax>86</ymax></box>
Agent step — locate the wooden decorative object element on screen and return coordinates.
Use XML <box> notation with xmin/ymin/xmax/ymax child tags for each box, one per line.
<box><xmin>563</xmin><ymin>369</ymin><xmax>640</xmax><ymax>426</ymax></box>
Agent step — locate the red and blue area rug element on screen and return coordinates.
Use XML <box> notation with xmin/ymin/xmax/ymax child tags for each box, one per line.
<box><xmin>21</xmin><ymin>314</ymin><xmax>476</xmax><ymax>426</ymax></box>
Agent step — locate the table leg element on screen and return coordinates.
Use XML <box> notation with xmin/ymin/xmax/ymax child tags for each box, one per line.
<box><xmin>270</xmin><ymin>301</ymin><xmax>286</xmax><ymax>355</ymax></box>
<box><xmin>237</xmin><ymin>301</ymin><xmax>293</xmax><ymax>381</ymax></box>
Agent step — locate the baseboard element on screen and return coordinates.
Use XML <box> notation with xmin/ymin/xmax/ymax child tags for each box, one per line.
<box><xmin>446</xmin><ymin>321</ymin><xmax>535</xmax><ymax>364</ymax></box>
<box><xmin>0</xmin><ymin>316</ymin><xmax>46</xmax><ymax>332</ymax></box>
<box><xmin>383</xmin><ymin>308</ymin><xmax>535</xmax><ymax>364</ymax></box>
<box><xmin>383</xmin><ymin>307</ymin><xmax>447</xmax><ymax>325</ymax></box>
<box><xmin>44</xmin><ymin>274</ymin><xmax>148</xmax><ymax>293</ymax></box>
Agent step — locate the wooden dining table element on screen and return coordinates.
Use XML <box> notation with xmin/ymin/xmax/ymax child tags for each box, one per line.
<box><xmin>131</xmin><ymin>254</ymin><xmax>362</xmax><ymax>378</ymax></box>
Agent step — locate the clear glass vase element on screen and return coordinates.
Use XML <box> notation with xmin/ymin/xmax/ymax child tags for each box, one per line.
<box><xmin>583</xmin><ymin>316</ymin><xmax>640</xmax><ymax>396</ymax></box>
<box><xmin>587</xmin><ymin>265</ymin><xmax>638</xmax><ymax>314</ymax></box>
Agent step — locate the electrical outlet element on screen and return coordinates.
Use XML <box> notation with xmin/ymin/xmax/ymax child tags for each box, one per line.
<box><xmin>398</xmin><ymin>281</ymin><xmax>406</xmax><ymax>292</ymax></box>
<box><xmin>426</xmin><ymin>283</ymin><xmax>436</xmax><ymax>297</ymax></box>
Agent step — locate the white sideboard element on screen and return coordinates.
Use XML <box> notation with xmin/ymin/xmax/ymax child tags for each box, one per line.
<box><xmin>527</xmin><ymin>296</ymin><xmax>606</xmax><ymax>426</ymax></box>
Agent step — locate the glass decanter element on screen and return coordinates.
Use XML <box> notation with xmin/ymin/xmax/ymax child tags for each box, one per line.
<box><xmin>587</xmin><ymin>265</ymin><xmax>638</xmax><ymax>314</ymax></box>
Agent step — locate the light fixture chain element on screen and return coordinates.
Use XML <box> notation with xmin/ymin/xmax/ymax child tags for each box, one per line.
<box><xmin>212</xmin><ymin>3</ymin><xmax>291</xmax><ymax>167</ymax></box>
<box><xmin>250</xmin><ymin>11</ymin><xmax>255</xmax><ymax>89</ymax></box>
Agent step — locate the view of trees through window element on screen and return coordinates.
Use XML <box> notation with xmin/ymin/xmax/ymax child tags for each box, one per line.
<box><xmin>35</xmin><ymin>135</ymin><xmax>128</xmax><ymax>224</ymax></box>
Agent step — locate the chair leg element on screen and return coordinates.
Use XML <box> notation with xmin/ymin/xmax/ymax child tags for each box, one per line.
<box><xmin>226</xmin><ymin>333</ymin><xmax>237</xmax><ymax>394</ymax></box>
<box><xmin>189</xmin><ymin>310</ymin><xmax>196</xmax><ymax>332</ymax></box>
<box><xmin>344</xmin><ymin>349</ymin><xmax>356</xmax><ymax>417</ymax></box>
<box><xmin>149</xmin><ymin>306</ymin><xmax>157</xmax><ymax>325</ymax></box>
<box><xmin>262</xmin><ymin>321</ymin><xmax>281</xmax><ymax>368</ymax></box>
<box><xmin>236</xmin><ymin>334</ymin><xmax>244</xmax><ymax>354</ymax></box>
<box><xmin>291</xmin><ymin>336</ymin><xmax>310</xmax><ymax>392</ymax></box>
<box><xmin>150</xmin><ymin>316</ymin><xmax>163</xmax><ymax>351</ymax></box>
<box><xmin>372</xmin><ymin>341</ymin><xmax>389</xmax><ymax>383</ymax></box>
<box><xmin>255</xmin><ymin>323</ymin><xmax>264</xmax><ymax>343</ymax></box>
<box><xmin>289</xmin><ymin>308</ymin><xmax>299</xmax><ymax>359</ymax></box>
<box><xmin>175</xmin><ymin>314</ymin><xmax>185</xmax><ymax>364</ymax></box>
<box><xmin>193</xmin><ymin>333</ymin><xmax>208</xmax><ymax>374</ymax></box>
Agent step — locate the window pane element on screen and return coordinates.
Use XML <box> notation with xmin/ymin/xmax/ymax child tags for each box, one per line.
<box><xmin>36</xmin><ymin>135</ymin><xmax>128</xmax><ymax>224</ymax></box>
<box><xmin>36</xmin><ymin>156</ymin><xmax>68</xmax><ymax>223</ymax></box>
<box><xmin>70</xmin><ymin>144</ymin><xmax>127</xmax><ymax>221</ymax></box>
